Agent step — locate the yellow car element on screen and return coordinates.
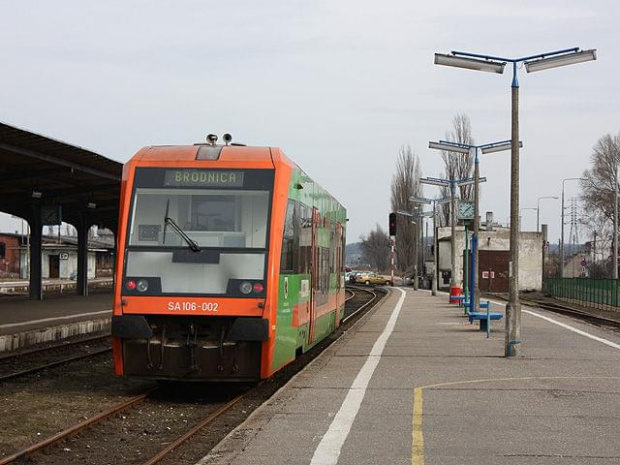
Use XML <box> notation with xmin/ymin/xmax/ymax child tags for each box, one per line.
<box><xmin>355</xmin><ymin>272</ymin><xmax>392</xmax><ymax>286</ymax></box>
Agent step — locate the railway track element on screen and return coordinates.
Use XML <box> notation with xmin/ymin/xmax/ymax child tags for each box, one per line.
<box><xmin>521</xmin><ymin>297</ymin><xmax>620</xmax><ymax>327</ymax></box>
<box><xmin>0</xmin><ymin>335</ymin><xmax>111</xmax><ymax>382</ymax></box>
<box><xmin>487</xmin><ymin>293</ymin><xmax>620</xmax><ymax>328</ymax></box>
<box><xmin>0</xmin><ymin>385</ymin><xmax>244</xmax><ymax>465</ymax></box>
<box><xmin>0</xmin><ymin>390</ymin><xmax>152</xmax><ymax>465</ymax></box>
<box><xmin>0</xmin><ymin>288</ymin><xmax>385</xmax><ymax>464</ymax></box>
<box><xmin>343</xmin><ymin>285</ymin><xmax>380</xmax><ymax>323</ymax></box>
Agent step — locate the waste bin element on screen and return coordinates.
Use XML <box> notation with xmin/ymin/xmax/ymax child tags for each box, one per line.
<box><xmin>449</xmin><ymin>286</ymin><xmax>462</xmax><ymax>303</ymax></box>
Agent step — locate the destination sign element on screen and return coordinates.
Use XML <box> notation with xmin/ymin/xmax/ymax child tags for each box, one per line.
<box><xmin>163</xmin><ymin>170</ymin><xmax>244</xmax><ymax>188</ymax></box>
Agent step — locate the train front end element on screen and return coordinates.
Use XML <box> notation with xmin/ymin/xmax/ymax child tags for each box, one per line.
<box><xmin>112</xmin><ymin>144</ymin><xmax>284</xmax><ymax>382</ymax></box>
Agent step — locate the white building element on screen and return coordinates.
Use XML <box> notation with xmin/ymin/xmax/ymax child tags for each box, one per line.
<box><xmin>437</xmin><ymin>224</ymin><xmax>543</xmax><ymax>292</ymax></box>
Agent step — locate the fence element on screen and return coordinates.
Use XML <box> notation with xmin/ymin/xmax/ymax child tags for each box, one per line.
<box><xmin>543</xmin><ymin>278</ymin><xmax>620</xmax><ymax>309</ymax></box>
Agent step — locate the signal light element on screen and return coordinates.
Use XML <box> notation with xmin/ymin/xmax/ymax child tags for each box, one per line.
<box><xmin>126</xmin><ymin>280</ymin><xmax>137</xmax><ymax>291</ymax></box>
<box><xmin>389</xmin><ymin>212</ymin><xmax>397</xmax><ymax>236</ymax></box>
<box><xmin>252</xmin><ymin>282</ymin><xmax>264</xmax><ymax>293</ymax></box>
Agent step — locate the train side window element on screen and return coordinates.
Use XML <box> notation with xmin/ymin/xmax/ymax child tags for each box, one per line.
<box><xmin>341</xmin><ymin>228</ymin><xmax>346</xmax><ymax>271</ymax></box>
<box><xmin>280</xmin><ymin>200</ymin><xmax>299</xmax><ymax>273</ymax></box>
<box><xmin>0</xmin><ymin>242</ymin><xmax>5</xmax><ymax>259</ymax></box>
<box><xmin>298</xmin><ymin>204</ymin><xmax>312</xmax><ymax>275</ymax></box>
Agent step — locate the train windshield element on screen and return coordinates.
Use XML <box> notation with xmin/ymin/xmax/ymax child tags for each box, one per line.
<box><xmin>123</xmin><ymin>168</ymin><xmax>274</xmax><ymax>296</ymax></box>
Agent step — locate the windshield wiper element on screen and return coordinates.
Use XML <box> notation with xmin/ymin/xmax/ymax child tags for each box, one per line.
<box><xmin>164</xmin><ymin>216</ymin><xmax>201</xmax><ymax>252</ymax></box>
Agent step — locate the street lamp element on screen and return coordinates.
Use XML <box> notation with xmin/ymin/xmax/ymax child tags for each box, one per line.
<box><xmin>429</xmin><ymin>139</ymin><xmax>513</xmax><ymax>314</ymax></box>
<box><xmin>537</xmin><ymin>196</ymin><xmax>558</xmax><ymax>232</ymax></box>
<box><xmin>410</xmin><ymin>196</ymin><xmax>450</xmax><ymax>296</ymax></box>
<box><xmin>396</xmin><ymin>208</ymin><xmax>425</xmax><ymax>290</ymax></box>
<box><xmin>435</xmin><ymin>46</ymin><xmax>597</xmax><ymax>357</ymax></box>
<box><xmin>420</xmin><ymin>176</ymin><xmax>482</xmax><ymax>294</ymax></box>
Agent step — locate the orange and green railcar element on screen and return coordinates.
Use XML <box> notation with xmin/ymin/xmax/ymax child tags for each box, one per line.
<box><xmin>111</xmin><ymin>139</ymin><xmax>346</xmax><ymax>381</ymax></box>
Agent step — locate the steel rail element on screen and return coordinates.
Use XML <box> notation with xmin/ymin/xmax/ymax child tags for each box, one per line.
<box><xmin>342</xmin><ymin>286</ymin><xmax>379</xmax><ymax>323</ymax></box>
<box><xmin>0</xmin><ymin>390</ymin><xmax>153</xmax><ymax>464</ymax></box>
<box><xmin>522</xmin><ymin>298</ymin><xmax>620</xmax><ymax>327</ymax></box>
<box><xmin>487</xmin><ymin>293</ymin><xmax>620</xmax><ymax>328</ymax></box>
<box><xmin>140</xmin><ymin>393</ymin><xmax>247</xmax><ymax>465</ymax></box>
<box><xmin>0</xmin><ymin>334</ymin><xmax>111</xmax><ymax>361</ymax></box>
<box><xmin>0</xmin><ymin>347</ymin><xmax>111</xmax><ymax>382</ymax></box>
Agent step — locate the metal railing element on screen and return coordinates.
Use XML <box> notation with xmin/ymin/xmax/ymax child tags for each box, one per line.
<box><xmin>543</xmin><ymin>278</ymin><xmax>620</xmax><ymax>309</ymax></box>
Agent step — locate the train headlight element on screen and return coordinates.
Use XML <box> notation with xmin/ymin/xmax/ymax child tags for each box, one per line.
<box><xmin>137</xmin><ymin>279</ymin><xmax>149</xmax><ymax>293</ymax></box>
<box><xmin>239</xmin><ymin>281</ymin><xmax>253</xmax><ymax>294</ymax></box>
<box><xmin>126</xmin><ymin>280</ymin><xmax>137</xmax><ymax>291</ymax></box>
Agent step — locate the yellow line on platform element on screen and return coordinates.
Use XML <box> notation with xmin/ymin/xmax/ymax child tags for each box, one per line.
<box><xmin>412</xmin><ymin>387</ymin><xmax>424</xmax><ymax>465</ymax></box>
<box><xmin>411</xmin><ymin>376</ymin><xmax>620</xmax><ymax>465</ymax></box>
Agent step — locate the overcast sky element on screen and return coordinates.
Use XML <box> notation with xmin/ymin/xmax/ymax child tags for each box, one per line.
<box><xmin>1</xmin><ymin>1</ymin><xmax>618</xmax><ymax>244</ymax></box>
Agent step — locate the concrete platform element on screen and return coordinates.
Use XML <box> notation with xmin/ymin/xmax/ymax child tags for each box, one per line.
<box><xmin>0</xmin><ymin>291</ymin><xmax>112</xmax><ymax>352</ymax></box>
<box><xmin>199</xmin><ymin>288</ymin><xmax>620</xmax><ymax>465</ymax></box>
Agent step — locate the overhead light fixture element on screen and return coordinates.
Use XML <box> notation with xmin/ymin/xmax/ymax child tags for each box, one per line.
<box><xmin>396</xmin><ymin>210</ymin><xmax>414</xmax><ymax>217</ymax></box>
<box><xmin>31</xmin><ymin>190</ymin><xmax>42</xmax><ymax>199</ymax></box>
<box><xmin>429</xmin><ymin>141</ymin><xmax>470</xmax><ymax>154</ymax></box>
<box><xmin>525</xmin><ymin>49</ymin><xmax>597</xmax><ymax>73</ymax></box>
<box><xmin>410</xmin><ymin>197</ymin><xmax>432</xmax><ymax>204</ymax></box>
<box><xmin>457</xmin><ymin>177</ymin><xmax>487</xmax><ymax>187</ymax></box>
<box><xmin>420</xmin><ymin>178</ymin><xmax>449</xmax><ymax>187</ymax></box>
<box><xmin>434</xmin><ymin>53</ymin><xmax>506</xmax><ymax>74</ymax></box>
<box><xmin>480</xmin><ymin>141</ymin><xmax>521</xmax><ymax>154</ymax></box>
<box><xmin>87</xmin><ymin>202</ymin><xmax>97</xmax><ymax>209</ymax></box>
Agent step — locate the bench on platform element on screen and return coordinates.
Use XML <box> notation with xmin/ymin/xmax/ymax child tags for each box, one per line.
<box><xmin>468</xmin><ymin>310</ymin><xmax>504</xmax><ymax>331</ymax></box>
<box><xmin>463</xmin><ymin>300</ymin><xmax>489</xmax><ymax>311</ymax></box>
<box><xmin>451</xmin><ymin>295</ymin><xmax>465</xmax><ymax>305</ymax></box>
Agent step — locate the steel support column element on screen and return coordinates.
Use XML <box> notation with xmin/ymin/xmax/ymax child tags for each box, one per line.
<box><xmin>28</xmin><ymin>205</ymin><xmax>43</xmax><ymax>300</ymax></box>
<box><xmin>77</xmin><ymin>215</ymin><xmax>89</xmax><ymax>296</ymax></box>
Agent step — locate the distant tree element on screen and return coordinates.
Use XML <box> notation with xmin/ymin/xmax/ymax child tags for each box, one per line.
<box><xmin>359</xmin><ymin>225</ymin><xmax>390</xmax><ymax>271</ymax></box>
<box><xmin>581</xmin><ymin>133</ymin><xmax>620</xmax><ymax>220</ymax></box>
<box><xmin>389</xmin><ymin>146</ymin><xmax>422</xmax><ymax>274</ymax></box>
<box><xmin>581</xmin><ymin>132</ymin><xmax>620</xmax><ymax>270</ymax></box>
<box><xmin>439</xmin><ymin>114</ymin><xmax>474</xmax><ymax>225</ymax></box>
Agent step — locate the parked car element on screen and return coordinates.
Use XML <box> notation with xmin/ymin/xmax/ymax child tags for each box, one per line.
<box><xmin>355</xmin><ymin>272</ymin><xmax>392</xmax><ymax>286</ymax></box>
<box><xmin>348</xmin><ymin>271</ymin><xmax>366</xmax><ymax>284</ymax></box>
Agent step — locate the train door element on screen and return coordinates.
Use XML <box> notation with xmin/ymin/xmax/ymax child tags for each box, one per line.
<box><xmin>309</xmin><ymin>207</ymin><xmax>319</xmax><ymax>344</ymax></box>
<box><xmin>334</xmin><ymin>223</ymin><xmax>343</xmax><ymax>325</ymax></box>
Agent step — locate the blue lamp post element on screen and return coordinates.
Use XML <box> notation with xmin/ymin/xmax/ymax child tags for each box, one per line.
<box><xmin>435</xmin><ymin>47</ymin><xmax>597</xmax><ymax>357</ymax></box>
<box><xmin>411</xmin><ymin>196</ymin><xmax>450</xmax><ymax>296</ymax></box>
<box><xmin>421</xmin><ymin>176</ymin><xmax>485</xmax><ymax>299</ymax></box>
<box><xmin>429</xmin><ymin>139</ymin><xmax>514</xmax><ymax>314</ymax></box>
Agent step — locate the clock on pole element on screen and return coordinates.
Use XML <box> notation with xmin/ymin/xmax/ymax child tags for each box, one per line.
<box><xmin>458</xmin><ymin>200</ymin><xmax>474</xmax><ymax>220</ymax></box>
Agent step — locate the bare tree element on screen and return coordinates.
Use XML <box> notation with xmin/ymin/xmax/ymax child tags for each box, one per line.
<box><xmin>581</xmin><ymin>133</ymin><xmax>620</xmax><ymax>221</ymax></box>
<box><xmin>359</xmin><ymin>225</ymin><xmax>390</xmax><ymax>271</ymax></box>
<box><xmin>439</xmin><ymin>114</ymin><xmax>475</xmax><ymax>225</ymax></box>
<box><xmin>390</xmin><ymin>146</ymin><xmax>422</xmax><ymax>274</ymax></box>
<box><xmin>581</xmin><ymin>132</ymin><xmax>620</xmax><ymax>273</ymax></box>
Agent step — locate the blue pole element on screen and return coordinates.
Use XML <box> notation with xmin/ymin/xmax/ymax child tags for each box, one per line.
<box><xmin>470</xmin><ymin>234</ymin><xmax>478</xmax><ymax>316</ymax></box>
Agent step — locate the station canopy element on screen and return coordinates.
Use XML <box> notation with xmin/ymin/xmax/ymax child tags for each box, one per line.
<box><xmin>0</xmin><ymin>122</ymin><xmax>122</xmax><ymax>232</ymax></box>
